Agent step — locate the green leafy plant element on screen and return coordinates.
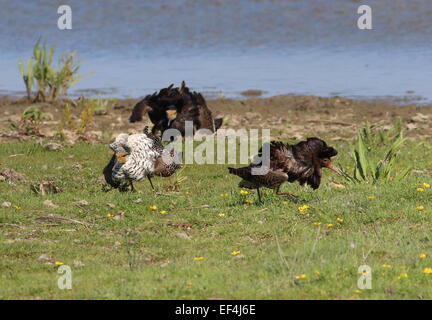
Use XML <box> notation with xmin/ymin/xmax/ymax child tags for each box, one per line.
<box><xmin>32</xmin><ymin>40</ymin><xmax>55</xmax><ymax>102</ymax></box>
<box><xmin>341</xmin><ymin>121</ymin><xmax>411</xmax><ymax>184</ymax></box>
<box><xmin>19</xmin><ymin>106</ymin><xmax>51</xmax><ymax>136</ymax></box>
<box><xmin>72</xmin><ymin>97</ymin><xmax>96</xmax><ymax>134</ymax></box>
<box><xmin>169</xmin><ymin>164</ymin><xmax>187</xmax><ymax>192</ymax></box>
<box><xmin>58</xmin><ymin>98</ymin><xmax>100</xmax><ymax>136</ymax></box>
<box><xmin>18</xmin><ymin>58</ymin><xmax>34</xmax><ymax>100</ymax></box>
<box><xmin>48</xmin><ymin>51</ymin><xmax>82</xmax><ymax>100</ymax></box>
<box><xmin>18</xmin><ymin>39</ymin><xmax>82</xmax><ymax>102</ymax></box>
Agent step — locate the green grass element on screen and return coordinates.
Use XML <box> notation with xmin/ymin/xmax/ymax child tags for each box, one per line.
<box><xmin>1</xmin><ymin>139</ymin><xmax>432</xmax><ymax>299</ymax></box>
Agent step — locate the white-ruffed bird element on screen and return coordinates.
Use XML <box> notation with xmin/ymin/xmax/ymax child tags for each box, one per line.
<box><xmin>103</xmin><ymin>127</ymin><xmax>181</xmax><ymax>192</ymax></box>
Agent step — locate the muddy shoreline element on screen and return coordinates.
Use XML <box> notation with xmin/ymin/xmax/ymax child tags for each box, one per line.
<box><xmin>1</xmin><ymin>94</ymin><xmax>431</xmax><ymax>144</ymax></box>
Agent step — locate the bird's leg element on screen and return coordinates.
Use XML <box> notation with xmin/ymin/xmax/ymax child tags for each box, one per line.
<box><xmin>257</xmin><ymin>187</ymin><xmax>262</xmax><ymax>203</ymax></box>
<box><xmin>129</xmin><ymin>181</ymin><xmax>136</xmax><ymax>192</ymax></box>
<box><xmin>147</xmin><ymin>176</ymin><xmax>155</xmax><ymax>190</ymax></box>
<box><xmin>275</xmin><ymin>186</ymin><xmax>298</xmax><ymax>198</ymax></box>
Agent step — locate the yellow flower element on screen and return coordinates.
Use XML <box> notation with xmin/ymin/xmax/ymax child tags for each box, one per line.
<box><xmin>397</xmin><ymin>273</ymin><xmax>408</xmax><ymax>280</ymax></box>
<box><xmin>367</xmin><ymin>196</ymin><xmax>375</xmax><ymax>200</ymax></box>
<box><xmin>416</xmin><ymin>205</ymin><xmax>425</xmax><ymax>211</ymax></box>
<box><xmin>149</xmin><ymin>205</ymin><xmax>158</xmax><ymax>211</ymax></box>
<box><xmin>55</xmin><ymin>261</ymin><xmax>64</xmax><ymax>266</ymax></box>
<box><xmin>220</xmin><ymin>193</ymin><xmax>229</xmax><ymax>198</ymax></box>
<box><xmin>159</xmin><ymin>210</ymin><xmax>167</xmax><ymax>214</ymax></box>
<box><xmin>106</xmin><ymin>213</ymin><xmax>115</xmax><ymax>218</ymax></box>
<box><xmin>218</xmin><ymin>213</ymin><xmax>225</xmax><ymax>217</ymax></box>
<box><xmin>422</xmin><ymin>267</ymin><xmax>432</xmax><ymax>274</ymax></box>
<box><xmin>193</xmin><ymin>256</ymin><xmax>204</xmax><ymax>261</ymax></box>
<box><xmin>298</xmin><ymin>205</ymin><xmax>310</xmax><ymax>212</ymax></box>
<box><xmin>336</xmin><ymin>217</ymin><xmax>344</xmax><ymax>223</ymax></box>
<box><xmin>244</xmin><ymin>199</ymin><xmax>253</xmax><ymax>204</ymax></box>
<box><xmin>13</xmin><ymin>205</ymin><xmax>21</xmax><ymax>210</ymax></box>
<box><xmin>416</xmin><ymin>188</ymin><xmax>425</xmax><ymax>192</ymax></box>
<box><xmin>295</xmin><ymin>274</ymin><xmax>307</xmax><ymax>280</ymax></box>
<box><xmin>313</xmin><ymin>222</ymin><xmax>322</xmax><ymax>226</ymax></box>
<box><xmin>327</xmin><ymin>224</ymin><xmax>334</xmax><ymax>228</ymax></box>
<box><xmin>423</xmin><ymin>183</ymin><xmax>431</xmax><ymax>189</ymax></box>
<box><xmin>239</xmin><ymin>190</ymin><xmax>249</xmax><ymax>195</ymax></box>
<box><xmin>419</xmin><ymin>253</ymin><xmax>427</xmax><ymax>259</ymax></box>
<box><xmin>231</xmin><ymin>250</ymin><xmax>241</xmax><ymax>256</ymax></box>
<box><xmin>354</xmin><ymin>289</ymin><xmax>362</xmax><ymax>294</ymax></box>
<box><xmin>381</xmin><ymin>264</ymin><xmax>392</xmax><ymax>268</ymax></box>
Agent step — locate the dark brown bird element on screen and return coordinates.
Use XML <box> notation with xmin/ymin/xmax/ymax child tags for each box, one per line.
<box><xmin>228</xmin><ymin>138</ymin><xmax>341</xmax><ymax>202</ymax></box>
<box><xmin>129</xmin><ymin>81</ymin><xmax>223</xmax><ymax>136</ymax></box>
<box><xmin>129</xmin><ymin>84</ymin><xmax>182</xmax><ymax>134</ymax></box>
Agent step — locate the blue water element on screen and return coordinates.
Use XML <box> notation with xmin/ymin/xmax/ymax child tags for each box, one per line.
<box><xmin>1</xmin><ymin>0</ymin><xmax>432</xmax><ymax>102</ymax></box>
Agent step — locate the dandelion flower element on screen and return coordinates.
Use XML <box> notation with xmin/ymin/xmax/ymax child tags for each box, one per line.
<box><xmin>354</xmin><ymin>289</ymin><xmax>362</xmax><ymax>294</ymax></box>
<box><xmin>298</xmin><ymin>205</ymin><xmax>310</xmax><ymax>212</ymax></box>
<box><xmin>239</xmin><ymin>190</ymin><xmax>249</xmax><ymax>195</ymax></box>
<box><xmin>397</xmin><ymin>273</ymin><xmax>408</xmax><ymax>280</ymax></box>
<box><xmin>381</xmin><ymin>264</ymin><xmax>392</xmax><ymax>268</ymax></box>
<box><xmin>231</xmin><ymin>250</ymin><xmax>241</xmax><ymax>256</ymax></box>
<box><xmin>422</xmin><ymin>267</ymin><xmax>432</xmax><ymax>274</ymax></box>
<box><xmin>149</xmin><ymin>205</ymin><xmax>158</xmax><ymax>211</ymax></box>
<box><xmin>336</xmin><ymin>217</ymin><xmax>344</xmax><ymax>223</ymax></box>
<box><xmin>13</xmin><ymin>205</ymin><xmax>21</xmax><ymax>210</ymax></box>
<box><xmin>327</xmin><ymin>224</ymin><xmax>334</xmax><ymax>228</ymax></box>
<box><xmin>159</xmin><ymin>210</ymin><xmax>167</xmax><ymax>214</ymax></box>
<box><xmin>55</xmin><ymin>261</ymin><xmax>64</xmax><ymax>266</ymax></box>
<box><xmin>416</xmin><ymin>205</ymin><xmax>425</xmax><ymax>211</ymax></box>
<box><xmin>367</xmin><ymin>196</ymin><xmax>375</xmax><ymax>200</ymax></box>
<box><xmin>313</xmin><ymin>222</ymin><xmax>322</xmax><ymax>226</ymax></box>
<box><xmin>295</xmin><ymin>274</ymin><xmax>307</xmax><ymax>280</ymax></box>
<box><xmin>218</xmin><ymin>213</ymin><xmax>225</xmax><ymax>217</ymax></box>
<box><xmin>220</xmin><ymin>193</ymin><xmax>229</xmax><ymax>198</ymax></box>
<box><xmin>419</xmin><ymin>253</ymin><xmax>427</xmax><ymax>259</ymax></box>
<box><xmin>106</xmin><ymin>213</ymin><xmax>115</xmax><ymax>218</ymax></box>
<box><xmin>423</xmin><ymin>183</ymin><xmax>431</xmax><ymax>189</ymax></box>
<box><xmin>244</xmin><ymin>199</ymin><xmax>253</xmax><ymax>204</ymax></box>
<box><xmin>193</xmin><ymin>256</ymin><xmax>204</xmax><ymax>261</ymax></box>
<box><xmin>416</xmin><ymin>188</ymin><xmax>425</xmax><ymax>192</ymax></box>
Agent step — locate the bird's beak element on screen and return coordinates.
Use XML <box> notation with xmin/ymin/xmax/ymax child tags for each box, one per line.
<box><xmin>326</xmin><ymin>162</ymin><xmax>343</xmax><ymax>175</ymax></box>
<box><xmin>166</xmin><ymin>110</ymin><xmax>177</xmax><ymax>120</ymax></box>
<box><xmin>115</xmin><ymin>153</ymin><xmax>127</xmax><ymax>164</ymax></box>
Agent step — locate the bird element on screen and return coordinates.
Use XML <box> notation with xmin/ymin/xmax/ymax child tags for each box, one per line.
<box><xmin>228</xmin><ymin>138</ymin><xmax>341</xmax><ymax>202</ymax></box>
<box><xmin>129</xmin><ymin>84</ymin><xmax>182</xmax><ymax>134</ymax></box>
<box><xmin>103</xmin><ymin>133</ymin><xmax>130</xmax><ymax>191</ymax></box>
<box><xmin>168</xmin><ymin>86</ymin><xmax>223</xmax><ymax>136</ymax></box>
<box><xmin>129</xmin><ymin>81</ymin><xmax>223</xmax><ymax>136</ymax></box>
<box><xmin>103</xmin><ymin>127</ymin><xmax>181</xmax><ymax>192</ymax></box>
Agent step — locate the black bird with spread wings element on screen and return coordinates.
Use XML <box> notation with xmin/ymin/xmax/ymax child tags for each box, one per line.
<box><xmin>129</xmin><ymin>81</ymin><xmax>223</xmax><ymax>136</ymax></box>
<box><xmin>228</xmin><ymin>138</ymin><xmax>341</xmax><ymax>202</ymax></box>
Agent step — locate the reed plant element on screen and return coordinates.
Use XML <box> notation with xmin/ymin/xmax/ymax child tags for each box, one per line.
<box><xmin>18</xmin><ymin>40</ymin><xmax>82</xmax><ymax>102</ymax></box>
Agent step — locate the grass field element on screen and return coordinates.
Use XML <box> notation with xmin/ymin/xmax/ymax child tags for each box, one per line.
<box><xmin>1</xmin><ymin>137</ymin><xmax>432</xmax><ymax>299</ymax></box>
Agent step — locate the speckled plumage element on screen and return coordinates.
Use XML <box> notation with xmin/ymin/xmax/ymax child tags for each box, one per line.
<box><xmin>103</xmin><ymin>129</ymin><xmax>181</xmax><ymax>191</ymax></box>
